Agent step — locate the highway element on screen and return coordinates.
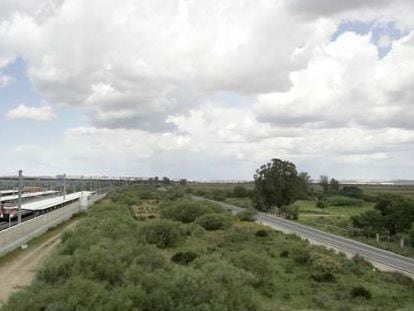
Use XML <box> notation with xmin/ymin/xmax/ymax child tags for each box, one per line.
<box><xmin>193</xmin><ymin>196</ymin><xmax>414</xmax><ymax>278</ymax></box>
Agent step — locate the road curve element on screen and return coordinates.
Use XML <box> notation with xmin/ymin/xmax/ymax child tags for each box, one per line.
<box><xmin>193</xmin><ymin>196</ymin><xmax>414</xmax><ymax>278</ymax></box>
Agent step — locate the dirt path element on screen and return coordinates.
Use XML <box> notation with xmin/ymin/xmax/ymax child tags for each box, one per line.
<box><xmin>0</xmin><ymin>221</ymin><xmax>78</xmax><ymax>305</ymax></box>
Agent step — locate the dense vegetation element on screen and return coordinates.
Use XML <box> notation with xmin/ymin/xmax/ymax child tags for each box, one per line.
<box><xmin>4</xmin><ymin>186</ymin><xmax>414</xmax><ymax>310</ymax></box>
<box><xmin>352</xmin><ymin>194</ymin><xmax>414</xmax><ymax>236</ymax></box>
<box><xmin>253</xmin><ymin>159</ymin><xmax>308</xmax><ymax>211</ymax></box>
<box><xmin>187</xmin><ymin>173</ymin><xmax>414</xmax><ymax>256</ymax></box>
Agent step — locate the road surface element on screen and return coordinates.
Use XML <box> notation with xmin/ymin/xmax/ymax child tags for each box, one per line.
<box><xmin>193</xmin><ymin>196</ymin><xmax>414</xmax><ymax>278</ymax></box>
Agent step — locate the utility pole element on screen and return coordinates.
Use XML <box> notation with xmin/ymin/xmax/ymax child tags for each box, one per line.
<box><xmin>17</xmin><ymin>170</ymin><xmax>23</xmax><ymax>224</ymax></box>
<box><xmin>0</xmin><ymin>181</ymin><xmax>2</xmax><ymax>224</ymax></box>
<box><xmin>81</xmin><ymin>175</ymin><xmax>84</xmax><ymax>194</ymax></box>
<box><xmin>63</xmin><ymin>174</ymin><xmax>66</xmax><ymax>201</ymax></box>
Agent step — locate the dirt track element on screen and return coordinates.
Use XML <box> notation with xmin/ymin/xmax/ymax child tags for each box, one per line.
<box><xmin>0</xmin><ymin>221</ymin><xmax>78</xmax><ymax>305</ymax></box>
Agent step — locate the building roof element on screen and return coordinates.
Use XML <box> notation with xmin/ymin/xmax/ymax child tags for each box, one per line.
<box><xmin>0</xmin><ymin>190</ymin><xmax>59</xmax><ymax>202</ymax></box>
<box><xmin>0</xmin><ymin>190</ymin><xmax>18</xmax><ymax>195</ymax></box>
<box><xmin>12</xmin><ymin>191</ymin><xmax>95</xmax><ymax>211</ymax></box>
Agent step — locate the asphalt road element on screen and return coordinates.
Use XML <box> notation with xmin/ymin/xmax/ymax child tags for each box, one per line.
<box><xmin>193</xmin><ymin>196</ymin><xmax>414</xmax><ymax>277</ymax></box>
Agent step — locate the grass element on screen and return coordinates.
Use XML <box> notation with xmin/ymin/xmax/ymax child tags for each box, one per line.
<box><xmin>225</xmin><ymin>197</ymin><xmax>254</xmax><ymax>209</ymax></box>
<box><xmin>203</xmin><ymin>191</ymin><xmax>414</xmax><ymax>259</ymax></box>
<box><xmin>4</xmin><ymin>186</ymin><xmax>414</xmax><ymax>310</ymax></box>
<box><xmin>294</xmin><ymin>200</ymin><xmax>373</xmax><ymax>217</ymax></box>
<box><xmin>294</xmin><ymin>200</ymin><xmax>414</xmax><ymax>258</ymax></box>
<box><xmin>359</xmin><ymin>184</ymin><xmax>414</xmax><ymax>200</ymax></box>
<box><xmin>187</xmin><ymin>182</ymin><xmax>254</xmax><ymax>191</ymax></box>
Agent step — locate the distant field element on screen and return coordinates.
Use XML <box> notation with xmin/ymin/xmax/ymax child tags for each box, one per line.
<box><xmin>193</xmin><ymin>183</ymin><xmax>414</xmax><ymax>259</ymax></box>
<box><xmin>187</xmin><ymin>182</ymin><xmax>254</xmax><ymax>191</ymax></box>
<box><xmin>188</xmin><ymin>182</ymin><xmax>414</xmax><ymax>199</ymax></box>
<box><xmin>5</xmin><ymin>186</ymin><xmax>414</xmax><ymax>310</ymax></box>
<box><xmin>358</xmin><ymin>184</ymin><xmax>414</xmax><ymax>199</ymax></box>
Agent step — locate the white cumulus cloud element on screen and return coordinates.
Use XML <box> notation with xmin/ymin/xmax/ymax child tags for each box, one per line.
<box><xmin>6</xmin><ymin>104</ymin><xmax>55</xmax><ymax>121</ymax></box>
<box><xmin>1</xmin><ymin>0</ymin><xmax>414</xmax><ymax>180</ymax></box>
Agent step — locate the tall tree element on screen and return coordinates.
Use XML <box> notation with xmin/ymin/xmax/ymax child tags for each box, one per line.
<box><xmin>329</xmin><ymin>178</ymin><xmax>340</xmax><ymax>193</ymax></box>
<box><xmin>319</xmin><ymin>175</ymin><xmax>329</xmax><ymax>194</ymax></box>
<box><xmin>253</xmin><ymin>158</ymin><xmax>308</xmax><ymax>212</ymax></box>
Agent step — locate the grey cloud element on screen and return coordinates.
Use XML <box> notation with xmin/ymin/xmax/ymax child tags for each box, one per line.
<box><xmin>0</xmin><ymin>0</ymin><xmax>323</xmax><ymax>132</ymax></box>
<box><xmin>285</xmin><ymin>0</ymin><xmax>390</xmax><ymax>18</ymax></box>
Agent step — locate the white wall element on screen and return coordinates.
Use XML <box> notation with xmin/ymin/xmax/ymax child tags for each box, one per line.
<box><xmin>0</xmin><ymin>193</ymin><xmax>106</xmax><ymax>257</ymax></box>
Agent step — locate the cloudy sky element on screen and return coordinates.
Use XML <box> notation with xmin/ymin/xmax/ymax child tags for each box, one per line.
<box><xmin>0</xmin><ymin>0</ymin><xmax>413</xmax><ymax>180</ymax></box>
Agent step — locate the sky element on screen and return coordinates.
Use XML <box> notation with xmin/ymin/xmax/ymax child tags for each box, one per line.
<box><xmin>0</xmin><ymin>0</ymin><xmax>413</xmax><ymax>181</ymax></box>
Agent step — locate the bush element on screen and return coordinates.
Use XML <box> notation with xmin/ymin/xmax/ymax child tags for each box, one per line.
<box><xmin>255</xmin><ymin>229</ymin><xmax>269</xmax><ymax>237</ymax></box>
<box><xmin>327</xmin><ymin>195</ymin><xmax>364</xmax><ymax>207</ymax></box>
<box><xmin>410</xmin><ymin>223</ymin><xmax>414</xmax><ymax>247</ymax></box>
<box><xmin>310</xmin><ymin>272</ymin><xmax>336</xmax><ymax>283</ymax></box>
<box><xmin>311</xmin><ymin>253</ymin><xmax>342</xmax><ymax>273</ymax></box>
<box><xmin>233</xmin><ymin>186</ymin><xmax>249</xmax><ymax>198</ymax></box>
<box><xmin>350</xmin><ymin>286</ymin><xmax>372</xmax><ymax>299</ymax></box>
<box><xmin>316</xmin><ymin>200</ymin><xmax>327</xmax><ymax>209</ymax></box>
<box><xmin>195</xmin><ymin>213</ymin><xmax>233</xmax><ymax>230</ymax></box>
<box><xmin>140</xmin><ymin>219</ymin><xmax>184</xmax><ymax>248</ymax></box>
<box><xmin>171</xmin><ymin>251</ymin><xmax>198</xmax><ymax>265</ymax></box>
<box><xmin>279</xmin><ymin>205</ymin><xmax>299</xmax><ymax>220</ymax></box>
<box><xmin>229</xmin><ymin>250</ymin><xmax>277</xmax><ymax>289</ymax></box>
<box><xmin>206</xmin><ymin>190</ymin><xmax>228</xmax><ymax>201</ymax></box>
<box><xmin>345</xmin><ymin>255</ymin><xmax>372</xmax><ymax>276</ymax></box>
<box><xmin>224</xmin><ymin>226</ymin><xmax>253</xmax><ymax>243</ymax></box>
<box><xmin>237</xmin><ymin>209</ymin><xmax>256</xmax><ymax>222</ymax></box>
<box><xmin>280</xmin><ymin>250</ymin><xmax>289</xmax><ymax>257</ymax></box>
<box><xmin>340</xmin><ymin>186</ymin><xmax>364</xmax><ymax>199</ymax></box>
<box><xmin>171</xmin><ymin>259</ymin><xmax>260</xmax><ymax>310</ymax></box>
<box><xmin>160</xmin><ymin>199</ymin><xmax>223</xmax><ymax>223</ymax></box>
<box><xmin>292</xmin><ymin>247</ymin><xmax>311</xmax><ymax>265</ymax></box>
<box><xmin>182</xmin><ymin>223</ymin><xmax>206</xmax><ymax>237</ymax></box>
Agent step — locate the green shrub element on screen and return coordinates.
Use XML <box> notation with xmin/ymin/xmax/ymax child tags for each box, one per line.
<box><xmin>195</xmin><ymin>213</ymin><xmax>232</xmax><ymax>230</ymax></box>
<box><xmin>327</xmin><ymin>195</ymin><xmax>364</xmax><ymax>206</ymax></box>
<box><xmin>133</xmin><ymin>245</ymin><xmax>169</xmax><ymax>271</ymax></box>
<box><xmin>340</xmin><ymin>186</ymin><xmax>364</xmax><ymax>199</ymax></box>
<box><xmin>310</xmin><ymin>272</ymin><xmax>336</xmax><ymax>283</ymax></box>
<box><xmin>233</xmin><ymin>186</ymin><xmax>249</xmax><ymax>198</ymax></box>
<box><xmin>229</xmin><ymin>250</ymin><xmax>277</xmax><ymax>290</ymax></box>
<box><xmin>316</xmin><ymin>200</ymin><xmax>327</xmax><ymax>209</ymax></box>
<box><xmin>311</xmin><ymin>252</ymin><xmax>342</xmax><ymax>273</ymax></box>
<box><xmin>410</xmin><ymin>223</ymin><xmax>414</xmax><ymax>247</ymax></box>
<box><xmin>385</xmin><ymin>271</ymin><xmax>414</xmax><ymax>286</ymax></box>
<box><xmin>171</xmin><ymin>251</ymin><xmax>198</xmax><ymax>265</ymax></box>
<box><xmin>171</xmin><ymin>260</ymin><xmax>260</xmax><ymax>310</ymax></box>
<box><xmin>182</xmin><ymin>223</ymin><xmax>206</xmax><ymax>237</ymax></box>
<box><xmin>292</xmin><ymin>247</ymin><xmax>311</xmax><ymax>265</ymax></box>
<box><xmin>237</xmin><ymin>209</ymin><xmax>256</xmax><ymax>222</ymax></box>
<box><xmin>255</xmin><ymin>229</ymin><xmax>269</xmax><ymax>237</ymax></box>
<box><xmin>279</xmin><ymin>205</ymin><xmax>299</xmax><ymax>220</ymax></box>
<box><xmin>140</xmin><ymin>219</ymin><xmax>184</xmax><ymax>248</ymax></box>
<box><xmin>160</xmin><ymin>199</ymin><xmax>223</xmax><ymax>223</ymax></box>
<box><xmin>350</xmin><ymin>286</ymin><xmax>372</xmax><ymax>299</ymax></box>
<box><xmin>224</xmin><ymin>226</ymin><xmax>253</xmax><ymax>243</ymax></box>
<box><xmin>280</xmin><ymin>250</ymin><xmax>289</xmax><ymax>257</ymax></box>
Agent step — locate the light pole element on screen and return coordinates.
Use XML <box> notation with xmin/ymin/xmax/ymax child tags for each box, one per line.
<box><xmin>17</xmin><ymin>170</ymin><xmax>23</xmax><ymax>224</ymax></box>
<box><xmin>63</xmin><ymin>174</ymin><xmax>66</xmax><ymax>201</ymax></box>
